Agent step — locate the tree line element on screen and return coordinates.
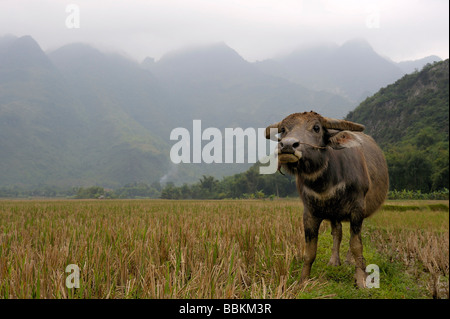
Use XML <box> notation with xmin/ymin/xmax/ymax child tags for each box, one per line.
<box><xmin>160</xmin><ymin>166</ymin><xmax>298</xmax><ymax>200</ymax></box>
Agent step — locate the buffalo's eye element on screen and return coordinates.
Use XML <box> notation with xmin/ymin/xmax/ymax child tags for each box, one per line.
<box><xmin>280</xmin><ymin>127</ymin><xmax>286</xmax><ymax>134</ymax></box>
<box><xmin>313</xmin><ymin>124</ymin><xmax>320</xmax><ymax>133</ymax></box>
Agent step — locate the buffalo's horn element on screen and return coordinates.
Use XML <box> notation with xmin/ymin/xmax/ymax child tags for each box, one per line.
<box><xmin>321</xmin><ymin>117</ymin><xmax>365</xmax><ymax>132</ymax></box>
<box><xmin>265</xmin><ymin>122</ymin><xmax>281</xmax><ymax>140</ymax></box>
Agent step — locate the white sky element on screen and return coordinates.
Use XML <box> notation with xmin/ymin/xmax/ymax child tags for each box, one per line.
<box><xmin>0</xmin><ymin>0</ymin><xmax>448</xmax><ymax>62</ymax></box>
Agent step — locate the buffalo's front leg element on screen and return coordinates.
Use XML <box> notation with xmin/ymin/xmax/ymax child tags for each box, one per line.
<box><xmin>328</xmin><ymin>220</ymin><xmax>342</xmax><ymax>266</ymax></box>
<box><xmin>300</xmin><ymin>210</ymin><xmax>322</xmax><ymax>283</ymax></box>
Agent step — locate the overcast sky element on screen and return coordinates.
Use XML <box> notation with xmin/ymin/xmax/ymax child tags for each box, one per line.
<box><xmin>0</xmin><ymin>0</ymin><xmax>448</xmax><ymax>63</ymax></box>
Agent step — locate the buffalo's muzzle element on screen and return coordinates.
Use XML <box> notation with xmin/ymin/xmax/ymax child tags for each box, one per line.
<box><xmin>278</xmin><ymin>137</ymin><xmax>302</xmax><ymax>163</ymax></box>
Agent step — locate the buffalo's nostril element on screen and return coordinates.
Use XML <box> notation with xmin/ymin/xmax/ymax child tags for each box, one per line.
<box><xmin>280</xmin><ymin>137</ymin><xmax>300</xmax><ymax>153</ymax></box>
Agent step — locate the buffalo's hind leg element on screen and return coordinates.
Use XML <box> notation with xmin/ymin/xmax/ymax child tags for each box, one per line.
<box><xmin>328</xmin><ymin>220</ymin><xmax>342</xmax><ymax>266</ymax></box>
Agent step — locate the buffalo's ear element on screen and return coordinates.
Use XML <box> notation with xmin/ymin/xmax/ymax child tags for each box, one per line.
<box><xmin>328</xmin><ymin>131</ymin><xmax>362</xmax><ymax>149</ymax></box>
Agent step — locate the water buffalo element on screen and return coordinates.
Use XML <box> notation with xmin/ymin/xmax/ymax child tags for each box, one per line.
<box><xmin>265</xmin><ymin>111</ymin><xmax>389</xmax><ymax>288</ymax></box>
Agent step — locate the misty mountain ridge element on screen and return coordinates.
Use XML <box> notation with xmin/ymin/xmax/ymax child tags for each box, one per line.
<box><xmin>1</xmin><ymin>35</ymin><xmax>169</xmax><ymax>187</ymax></box>
<box><xmin>254</xmin><ymin>38</ymin><xmax>442</xmax><ymax>103</ymax></box>
<box><xmin>0</xmin><ymin>35</ymin><xmax>443</xmax><ymax>188</ymax></box>
<box><xmin>397</xmin><ymin>55</ymin><xmax>443</xmax><ymax>74</ymax></box>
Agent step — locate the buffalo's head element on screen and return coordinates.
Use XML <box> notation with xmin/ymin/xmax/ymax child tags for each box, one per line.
<box><xmin>265</xmin><ymin>111</ymin><xmax>365</xmax><ymax>173</ymax></box>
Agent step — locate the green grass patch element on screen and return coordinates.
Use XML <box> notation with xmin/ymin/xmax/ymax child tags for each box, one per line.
<box><xmin>382</xmin><ymin>205</ymin><xmax>423</xmax><ymax>211</ymax></box>
<box><xmin>382</xmin><ymin>203</ymin><xmax>449</xmax><ymax>212</ymax></box>
<box><xmin>428</xmin><ymin>204</ymin><xmax>449</xmax><ymax>212</ymax></box>
<box><xmin>296</xmin><ymin>222</ymin><xmax>429</xmax><ymax>299</ymax></box>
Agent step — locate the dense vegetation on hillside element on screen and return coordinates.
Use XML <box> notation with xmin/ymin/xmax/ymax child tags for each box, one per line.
<box><xmin>347</xmin><ymin>60</ymin><xmax>449</xmax><ymax>192</ymax></box>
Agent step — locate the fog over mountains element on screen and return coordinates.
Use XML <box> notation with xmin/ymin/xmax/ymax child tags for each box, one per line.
<box><xmin>0</xmin><ymin>35</ymin><xmax>442</xmax><ymax>187</ymax></box>
<box><xmin>255</xmin><ymin>39</ymin><xmax>442</xmax><ymax>102</ymax></box>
